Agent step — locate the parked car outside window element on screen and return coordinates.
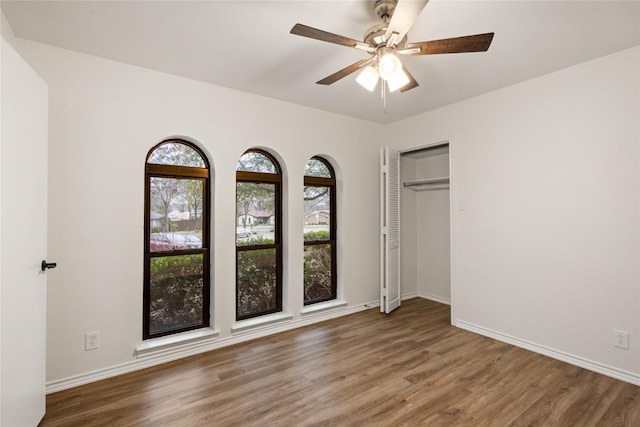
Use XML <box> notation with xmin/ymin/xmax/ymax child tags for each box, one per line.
<box><xmin>236</xmin><ymin>228</ymin><xmax>253</xmax><ymax>238</ymax></box>
<box><xmin>150</xmin><ymin>232</ymin><xmax>202</xmax><ymax>251</ymax></box>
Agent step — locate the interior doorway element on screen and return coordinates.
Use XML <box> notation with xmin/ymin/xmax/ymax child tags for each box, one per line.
<box><xmin>399</xmin><ymin>143</ymin><xmax>452</xmax><ymax>306</ymax></box>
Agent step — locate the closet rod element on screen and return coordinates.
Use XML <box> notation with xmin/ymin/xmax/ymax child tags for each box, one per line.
<box><xmin>403</xmin><ymin>177</ymin><xmax>449</xmax><ymax>188</ymax></box>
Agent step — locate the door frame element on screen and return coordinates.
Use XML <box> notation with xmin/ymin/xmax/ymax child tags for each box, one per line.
<box><xmin>398</xmin><ymin>140</ymin><xmax>457</xmax><ymax>325</ymax></box>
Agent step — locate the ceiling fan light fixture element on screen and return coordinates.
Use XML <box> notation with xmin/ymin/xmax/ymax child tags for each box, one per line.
<box><xmin>386</xmin><ymin>69</ymin><xmax>410</xmax><ymax>92</ymax></box>
<box><xmin>356</xmin><ymin>66</ymin><xmax>380</xmax><ymax>91</ymax></box>
<box><xmin>291</xmin><ymin>0</ymin><xmax>495</xmax><ymax>97</ymax></box>
<box><xmin>378</xmin><ymin>53</ymin><xmax>403</xmax><ymax>81</ymax></box>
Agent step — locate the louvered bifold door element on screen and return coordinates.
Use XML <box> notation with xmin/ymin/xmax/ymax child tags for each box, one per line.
<box><xmin>380</xmin><ymin>147</ymin><xmax>402</xmax><ymax>314</ymax></box>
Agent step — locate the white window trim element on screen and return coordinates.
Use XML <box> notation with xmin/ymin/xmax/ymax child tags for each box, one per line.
<box><xmin>135</xmin><ymin>327</ymin><xmax>219</xmax><ymax>358</ymax></box>
<box><xmin>301</xmin><ymin>299</ymin><xmax>347</xmax><ymax>316</ymax></box>
<box><xmin>231</xmin><ymin>312</ymin><xmax>293</xmax><ymax>335</ymax></box>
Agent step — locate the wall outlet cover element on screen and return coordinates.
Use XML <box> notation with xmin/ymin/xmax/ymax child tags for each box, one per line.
<box><xmin>85</xmin><ymin>331</ymin><xmax>101</xmax><ymax>351</ymax></box>
<box><xmin>613</xmin><ymin>329</ymin><xmax>629</xmax><ymax>350</ymax></box>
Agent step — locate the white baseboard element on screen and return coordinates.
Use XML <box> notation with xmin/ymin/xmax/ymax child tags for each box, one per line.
<box><xmin>402</xmin><ymin>292</ymin><xmax>450</xmax><ymax>306</ymax></box>
<box><xmin>456</xmin><ymin>320</ymin><xmax>640</xmax><ymax>386</ymax></box>
<box><xmin>46</xmin><ymin>300</ymin><xmax>380</xmax><ymax>394</ymax></box>
<box><xmin>417</xmin><ymin>292</ymin><xmax>451</xmax><ymax>305</ymax></box>
<box><xmin>48</xmin><ymin>298</ymin><xmax>639</xmax><ymax>393</ymax></box>
<box><xmin>401</xmin><ymin>292</ymin><xmax>418</xmax><ymax>300</ymax></box>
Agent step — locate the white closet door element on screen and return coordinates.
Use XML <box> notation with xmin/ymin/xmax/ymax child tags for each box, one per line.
<box><xmin>380</xmin><ymin>147</ymin><xmax>401</xmax><ymax>313</ymax></box>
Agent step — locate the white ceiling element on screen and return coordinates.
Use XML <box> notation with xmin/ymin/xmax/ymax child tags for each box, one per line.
<box><xmin>2</xmin><ymin>1</ymin><xmax>639</xmax><ymax>124</ymax></box>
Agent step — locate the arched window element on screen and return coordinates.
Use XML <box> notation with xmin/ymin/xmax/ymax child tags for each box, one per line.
<box><xmin>144</xmin><ymin>139</ymin><xmax>210</xmax><ymax>339</ymax></box>
<box><xmin>303</xmin><ymin>157</ymin><xmax>337</xmax><ymax>305</ymax></box>
<box><xmin>236</xmin><ymin>149</ymin><xmax>283</xmax><ymax>320</ymax></box>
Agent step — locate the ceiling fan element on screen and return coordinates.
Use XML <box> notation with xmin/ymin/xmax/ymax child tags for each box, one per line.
<box><xmin>290</xmin><ymin>0</ymin><xmax>494</xmax><ymax>93</ymax></box>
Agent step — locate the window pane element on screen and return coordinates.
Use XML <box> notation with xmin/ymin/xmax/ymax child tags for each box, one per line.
<box><xmin>304</xmin><ymin>185</ymin><xmax>330</xmax><ymax>241</ymax></box>
<box><xmin>237</xmin><ymin>151</ymin><xmax>277</xmax><ymax>173</ymax></box>
<box><xmin>304</xmin><ymin>243</ymin><xmax>333</xmax><ymax>304</ymax></box>
<box><xmin>148</xmin><ymin>142</ymin><xmax>205</xmax><ymax>168</ymax></box>
<box><xmin>149</xmin><ymin>254</ymin><xmax>204</xmax><ymax>335</ymax></box>
<box><xmin>150</xmin><ymin>177</ymin><xmax>203</xmax><ymax>252</ymax></box>
<box><xmin>236</xmin><ymin>182</ymin><xmax>276</xmax><ymax>246</ymax></box>
<box><xmin>304</xmin><ymin>158</ymin><xmax>332</xmax><ymax>178</ymax></box>
<box><xmin>237</xmin><ymin>248</ymin><xmax>277</xmax><ymax>318</ymax></box>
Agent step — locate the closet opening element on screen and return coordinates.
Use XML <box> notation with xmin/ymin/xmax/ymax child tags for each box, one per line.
<box><xmin>400</xmin><ymin>143</ymin><xmax>451</xmax><ymax>306</ymax></box>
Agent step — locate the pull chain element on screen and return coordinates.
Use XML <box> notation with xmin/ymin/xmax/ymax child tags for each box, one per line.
<box><xmin>381</xmin><ymin>80</ymin><xmax>387</xmax><ymax>113</ymax></box>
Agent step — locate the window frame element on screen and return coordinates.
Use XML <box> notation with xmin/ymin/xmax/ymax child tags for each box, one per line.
<box><xmin>143</xmin><ymin>139</ymin><xmax>211</xmax><ymax>340</ymax></box>
<box><xmin>303</xmin><ymin>156</ymin><xmax>337</xmax><ymax>305</ymax></box>
<box><xmin>236</xmin><ymin>149</ymin><xmax>283</xmax><ymax>321</ymax></box>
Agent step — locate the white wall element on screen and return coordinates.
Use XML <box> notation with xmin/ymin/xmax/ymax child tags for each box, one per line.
<box><xmin>14</xmin><ymin>39</ymin><xmax>384</xmax><ymax>386</ymax></box>
<box><xmin>1</xmin><ymin>11</ymin><xmax>16</xmax><ymax>45</ymax></box>
<box><xmin>10</xmin><ymin>36</ymin><xmax>640</xmax><ymax>388</ymax></box>
<box><xmin>400</xmin><ymin>157</ymin><xmax>417</xmax><ymax>298</ymax></box>
<box><xmin>388</xmin><ymin>46</ymin><xmax>640</xmax><ymax>379</ymax></box>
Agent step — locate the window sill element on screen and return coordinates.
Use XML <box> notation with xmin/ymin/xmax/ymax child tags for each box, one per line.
<box><xmin>135</xmin><ymin>328</ymin><xmax>220</xmax><ymax>358</ymax></box>
<box><xmin>231</xmin><ymin>312</ymin><xmax>293</xmax><ymax>335</ymax></box>
<box><xmin>301</xmin><ymin>300</ymin><xmax>348</xmax><ymax>316</ymax></box>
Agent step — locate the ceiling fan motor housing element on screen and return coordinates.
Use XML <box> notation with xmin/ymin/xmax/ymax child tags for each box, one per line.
<box><xmin>368</xmin><ymin>0</ymin><xmax>406</xmax><ymax>49</ymax></box>
<box><xmin>374</xmin><ymin>0</ymin><xmax>397</xmax><ymax>21</ymax></box>
<box><xmin>364</xmin><ymin>22</ymin><xmax>407</xmax><ymax>49</ymax></box>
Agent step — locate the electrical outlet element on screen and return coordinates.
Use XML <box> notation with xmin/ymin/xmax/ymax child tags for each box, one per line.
<box><xmin>85</xmin><ymin>331</ymin><xmax>100</xmax><ymax>351</ymax></box>
<box><xmin>613</xmin><ymin>329</ymin><xmax>629</xmax><ymax>350</ymax></box>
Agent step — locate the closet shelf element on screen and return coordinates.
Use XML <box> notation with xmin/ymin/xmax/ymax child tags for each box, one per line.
<box><xmin>403</xmin><ymin>177</ymin><xmax>449</xmax><ymax>191</ymax></box>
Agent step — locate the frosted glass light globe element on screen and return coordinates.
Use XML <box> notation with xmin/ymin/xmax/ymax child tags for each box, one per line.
<box><xmin>356</xmin><ymin>66</ymin><xmax>380</xmax><ymax>91</ymax></box>
<box><xmin>378</xmin><ymin>53</ymin><xmax>402</xmax><ymax>81</ymax></box>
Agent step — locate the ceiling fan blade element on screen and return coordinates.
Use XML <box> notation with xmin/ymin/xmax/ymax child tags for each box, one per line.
<box><xmin>316</xmin><ymin>58</ymin><xmax>373</xmax><ymax>85</ymax></box>
<box><xmin>291</xmin><ymin>24</ymin><xmax>375</xmax><ymax>52</ymax></box>
<box><xmin>403</xmin><ymin>33</ymin><xmax>495</xmax><ymax>55</ymax></box>
<box><xmin>400</xmin><ymin>66</ymin><xmax>419</xmax><ymax>93</ymax></box>
<box><xmin>384</xmin><ymin>0</ymin><xmax>429</xmax><ymax>45</ymax></box>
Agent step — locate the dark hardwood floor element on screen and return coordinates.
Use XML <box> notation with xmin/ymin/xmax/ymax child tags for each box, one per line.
<box><xmin>40</xmin><ymin>298</ymin><xmax>640</xmax><ymax>426</ymax></box>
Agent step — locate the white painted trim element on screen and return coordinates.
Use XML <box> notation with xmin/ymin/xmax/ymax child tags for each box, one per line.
<box><xmin>447</xmin><ymin>139</ymin><xmax>457</xmax><ymax>325</ymax></box>
<box><xmin>46</xmin><ymin>301</ymin><xmax>378</xmax><ymax>394</ymax></box>
<box><xmin>135</xmin><ymin>328</ymin><xmax>220</xmax><ymax>358</ymax></box>
<box><xmin>231</xmin><ymin>312</ymin><xmax>293</xmax><ymax>335</ymax></box>
<box><xmin>456</xmin><ymin>320</ymin><xmax>640</xmax><ymax>386</ymax></box>
<box><xmin>300</xmin><ymin>300</ymin><xmax>348</xmax><ymax>316</ymax></box>
<box><xmin>417</xmin><ymin>292</ymin><xmax>451</xmax><ymax>306</ymax></box>
<box><xmin>399</xmin><ymin>141</ymin><xmax>449</xmax><ymax>155</ymax></box>
<box><xmin>401</xmin><ymin>292</ymin><xmax>418</xmax><ymax>300</ymax></box>
<box><xmin>48</xmin><ymin>296</ymin><xmax>638</xmax><ymax>395</ymax></box>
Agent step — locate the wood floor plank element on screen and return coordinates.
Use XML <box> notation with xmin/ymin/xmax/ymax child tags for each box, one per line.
<box><xmin>39</xmin><ymin>299</ymin><xmax>640</xmax><ymax>426</ymax></box>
